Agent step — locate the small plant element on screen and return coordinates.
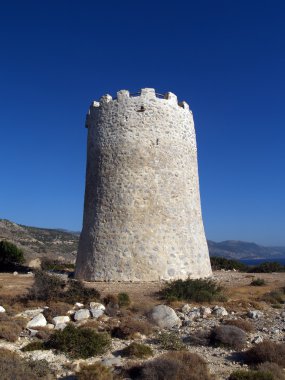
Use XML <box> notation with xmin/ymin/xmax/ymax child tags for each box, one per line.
<box><xmin>61</xmin><ymin>279</ymin><xmax>100</xmax><ymax>303</ymax></box>
<box><xmin>210</xmin><ymin>325</ymin><xmax>247</xmax><ymax>349</ymax></box>
<box><xmin>128</xmin><ymin>350</ymin><xmax>212</xmax><ymax>380</ymax></box>
<box><xmin>122</xmin><ymin>342</ymin><xmax>153</xmax><ymax>358</ymax></box>
<box><xmin>224</xmin><ymin>319</ymin><xmax>254</xmax><ymax>333</ymax></box>
<box><xmin>118</xmin><ymin>292</ymin><xmax>130</xmax><ymax>307</ymax></box>
<box><xmin>22</xmin><ymin>341</ymin><xmax>46</xmax><ymax>352</ymax></box>
<box><xmin>157</xmin><ymin>331</ymin><xmax>185</xmax><ymax>351</ymax></box>
<box><xmin>243</xmin><ymin>341</ymin><xmax>285</xmax><ymax>366</ymax></box>
<box><xmin>77</xmin><ymin>362</ymin><xmax>113</xmax><ymax>380</ymax></box>
<box><xmin>257</xmin><ymin>362</ymin><xmax>285</xmax><ymax>380</ymax></box>
<box><xmin>210</xmin><ymin>257</ymin><xmax>248</xmax><ymax>271</ymax></box>
<box><xmin>229</xmin><ymin>369</ymin><xmax>274</xmax><ymax>380</ymax></box>
<box><xmin>43</xmin><ymin>301</ymin><xmax>72</xmax><ymax>323</ymax></box>
<box><xmin>46</xmin><ymin>324</ymin><xmax>111</xmax><ymax>359</ymax></box>
<box><xmin>159</xmin><ymin>278</ymin><xmax>225</xmax><ymax>303</ymax></box>
<box><xmin>27</xmin><ymin>270</ymin><xmax>66</xmax><ymax>301</ymax></box>
<box><xmin>0</xmin><ymin>316</ymin><xmax>25</xmax><ymax>342</ymax></box>
<box><xmin>262</xmin><ymin>288</ymin><xmax>285</xmax><ymax>305</ymax></box>
<box><xmin>250</xmin><ymin>278</ymin><xmax>266</xmax><ymax>286</ymax></box>
<box><xmin>111</xmin><ymin>317</ymin><xmax>153</xmax><ymax>339</ymax></box>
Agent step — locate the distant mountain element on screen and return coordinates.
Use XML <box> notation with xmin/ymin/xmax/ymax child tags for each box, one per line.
<box><xmin>1</xmin><ymin>219</ymin><xmax>285</xmax><ymax>264</ymax></box>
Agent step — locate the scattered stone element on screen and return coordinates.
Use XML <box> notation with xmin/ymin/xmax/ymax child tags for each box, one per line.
<box><xmin>28</xmin><ymin>329</ymin><xmax>38</xmax><ymax>337</ymax></box>
<box><xmin>0</xmin><ymin>306</ymin><xmax>6</xmax><ymax>313</ymax></box>
<box><xmin>55</xmin><ymin>323</ymin><xmax>67</xmax><ymax>330</ymax></box>
<box><xmin>252</xmin><ymin>336</ymin><xmax>263</xmax><ymax>344</ymax></box>
<box><xmin>74</xmin><ymin>309</ymin><xmax>90</xmax><ymax>321</ymax></box>
<box><xmin>150</xmin><ymin>305</ymin><xmax>182</xmax><ymax>329</ymax></box>
<box><xmin>27</xmin><ymin>313</ymin><xmax>47</xmax><ymax>328</ymax></box>
<box><xmin>74</xmin><ymin>302</ymin><xmax>84</xmax><ymax>308</ymax></box>
<box><xmin>188</xmin><ymin>308</ymin><xmax>201</xmax><ymax>320</ymax></box>
<box><xmin>52</xmin><ymin>316</ymin><xmax>70</xmax><ymax>326</ymax></box>
<box><xmin>200</xmin><ymin>306</ymin><xmax>212</xmax><ymax>317</ymax></box>
<box><xmin>90</xmin><ymin>308</ymin><xmax>104</xmax><ymax>319</ymax></box>
<box><xmin>46</xmin><ymin>323</ymin><xmax>55</xmax><ymax>330</ymax></box>
<box><xmin>248</xmin><ymin>310</ymin><xmax>263</xmax><ymax>319</ymax></box>
<box><xmin>212</xmin><ymin>306</ymin><xmax>228</xmax><ymax>316</ymax></box>
<box><xmin>17</xmin><ymin>308</ymin><xmax>44</xmax><ymax>319</ymax></box>
<box><xmin>90</xmin><ymin>302</ymin><xmax>105</xmax><ymax>310</ymax></box>
<box><xmin>182</xmin><ymin>304</ymin><xmax>192</xmax><ymax>314</ymax></box>
<box><xmin>101</xmin><ymin>355</ymin><xmax>122</xmax><ymax>367</ymax></box>
<box><xmin>13</xmin><ymin>271</ymin><xmax>18</xmax><ymax>276</ymax></box>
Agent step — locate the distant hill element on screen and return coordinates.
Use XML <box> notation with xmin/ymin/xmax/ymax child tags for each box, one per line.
<box><xmin>1</xmin><ymin>219</ymin><xmax>285</xmax><ymax>264</ymax></box>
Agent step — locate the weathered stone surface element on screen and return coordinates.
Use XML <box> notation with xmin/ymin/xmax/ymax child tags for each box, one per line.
<box><xmin>17</xmin><ymin>308</ymin><xmax>44</xmax><ymax>319</ymax></box>
<box><xmin>74</xmin><ymin>302</ymin><xmax>84</xmax><ymax>308</ymax></box>
<box><xmin>52</xmin><ymin>316</ymin><xmax>70</xmax><ymax>326</ymax></box>
<box><xmin>252</xmin><ymin>335</ymin><xmax>263</xmax><ymax>344</ymax></box>
<box><xmin>74</xmin><ymin>309</ymin><xmax>90</xmax><ymax>321</ymax></box>
<box><xmin>101</xmin><ymin>355</ymin><xmax>122</xmax><ymax>367</ymax></box>
<box><xmin>27</xmin><ymin>313</ymin><xmax>47</xmax><ymax>328</ymax></box>
<box><xmin>75</xmin><ymin>88</ymin><xmax>212</xmax><ymax>281</ymax></box>
<box><xmin>90</xmin><ymin>302</ymin><xmax>105</xmax><ymax>310</ymax></box>
<box><xmin>55</xmin><ymin>323</ymin><xmax>67</xmax><ymax>330</ymax></box>
<box><xmin>0</xmin><ymin>306</ymin><xmax>5</xmax><ymax>313</ymax></box>
<box><xmin>212</xmin><ymin>306</ymin><xmax>228</xmax><ymax>316</ymax></box>
<box><xmin>150</xmin><ymin>305</ymin><xmax>181</xmax><ymax>328</ymax></box>
<box><xmin>90</xmin><ymin>308</ymin><xmax>104</xmax><ymax>319</ymax></box>
<box><xmin>248</xmin><ymin>310</ymin><xmax>263</xmax><ymax>319</ymax></box>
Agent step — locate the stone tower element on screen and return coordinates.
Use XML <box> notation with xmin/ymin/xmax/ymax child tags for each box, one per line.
<box><xmin>75</xmin><ymin>88</ymin><xmax>212</xmax><ymax>281</ymax></box>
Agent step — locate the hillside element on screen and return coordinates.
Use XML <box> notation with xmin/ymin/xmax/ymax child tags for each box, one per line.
<box><xmin>0</xmin><ymin>219</ymin><xmax>285</xmax><ymax>264</ymax></box>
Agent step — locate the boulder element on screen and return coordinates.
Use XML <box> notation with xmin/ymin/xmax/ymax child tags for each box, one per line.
<box><xmin>150</xmin><ymin>305</ymin><xmax>181</xmax><ymax>329</ymax></box>
<box><xmin>0</xmin><ymin>306</ymin><xmax>6</xmax><ymax>313</ymax></box>
<box><xmin>200</xmin><ymin>306</ymin><xmax>212</xmax><ymax>317</ymax></box>
<box><xmin>74</xmin><ymin>309</ymin><xmax>90</xmax><ymax>321</ymax></box>
<box><xmin>27</xmin><ymin>313</ymin><xmax>47</xmax><ymax>328</ymax></box>
<box><xmin>55</xmin><ymin>323</ymin><xmax>67</xmax><ymax>330</ymax></box>
<box><xmin>90</xmin><ymin>302</ymin><xmax>105</xmax><ymax>311</ymax></box>
<box><xmin>52</xmin><ymin>316</ymin><xmax>70</xmax><ymax>326</ymax></box>
<box><xmin>181</xmin><ymin>304</ymin><xmax>192</xmax><ymax>314</ymax></box>
<box><xmin>90</xmin><ymin>308</ymin><xmax>104</xmax><ymax>319</ymax></box>
<box><xmin>17</xmin><ymin>308</ymin><xmax>44</xmax><ymax>319</ymax></box>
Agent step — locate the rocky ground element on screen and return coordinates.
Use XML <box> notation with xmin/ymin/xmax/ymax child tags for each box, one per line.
<box><xmin>0</xmin><ymin>271</ymin><xmax>284</xmax><ymax>379</ymax></box>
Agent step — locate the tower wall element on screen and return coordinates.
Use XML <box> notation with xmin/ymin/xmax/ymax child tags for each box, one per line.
<box><xmin>75</xmin><ymin>88</ymin><xmax>212</xmax><ymax>281</ymax></box>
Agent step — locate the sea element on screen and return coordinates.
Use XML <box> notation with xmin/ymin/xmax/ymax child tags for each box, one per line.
<box><xmin>239</xmin><ymin>258</ymin><xmax>285</xmax><ymax>266</ymax></box>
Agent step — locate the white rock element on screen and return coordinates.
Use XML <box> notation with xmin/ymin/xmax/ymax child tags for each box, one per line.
<box><xmin>181</xmin><ymin>304</ymin><xmax>192</xmax><ymax>314</ymax></box>
<box><xmin>55</xmin><ymin>323</ymin><xmax>67</xmax><ymax>330</ymax></box>
<box><xmin>27</xmin><ymin>313</ymin><xmax>47</xmax><ymax>328</ymax></box>
<box><xmin>212</xmin><ymin>306</ymin><xmax>228</xmax><ymax>316</ymax></box>
<box><xmin>200</xmin><ymin>306</ymin><xmax>212</xmax><ymax>317</ymax></box>
<box><xmin>46</xmin><ymin>324</ymin><xmax>55</xmax><ymax>330</ymax></box>
<box><xmin>74</xmin><ymin>302</ymin><xmax>84</xmax><ymax>308</ymax></box>
<box><xmin>17</xmin><ymin>308</ymin><xmax>44</xmax><ymax>319</ymax></box>
<box><xmin>0</xmin><ymin>306</ymin><xmax>6</xmax><ymax>313</ymax></box>
<box><xmin>150</xmin><ymin>305</ymin><xmax>181</xmax><ymax>329</ymax></box>
<box><xmin>74</xmin><ymin>309</ymin><xmax>90</xmax><ymax>321</ymax></box>
<box><xmin>13</xmin><ymin>271</ymin><xmax>18</xmax><ymax>276</ymax></box>
<box><xmin>252</xmin><ymin>335</ymin><xmax>263</xmax><ymax>344</ymax></box>
<box><xmin>52</xmin><ymin>316</ymin><xmax>70</xmax><ymax>326</ymax></box>
<box><xmin>187</xmin><ymin>309</ymin><xmax>201</xmax><ymax>320</ymax></box>
<box><xmin>248</xmin><ymin>310</ymin><xmax>263</xmax><ymax>319</ymax></box>
<box><xmin>90</xmin><ymin>308</ymin><xmax>104</xmax><ymax>319</ymax></box>
<box><xmin>101</xmin><ymin>355</ymin><xmax>122</xmax><ymax>367</ymax></box>
<box><xmin>90</xmin><ymin>302</ymin><xmax>105</xmax><ymax>310</ymax></box>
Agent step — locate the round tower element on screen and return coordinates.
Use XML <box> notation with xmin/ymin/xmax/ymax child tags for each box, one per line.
<box><xmin>75</xmin><ymin>88</ymin><xmax>212</xmax><ymax>281</ymax></box>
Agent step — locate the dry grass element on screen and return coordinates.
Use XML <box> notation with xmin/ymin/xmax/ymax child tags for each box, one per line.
<box><xmin>0</xmin><ymin>314</ymin><xmax>26</xmax><ymax>342</ymax></box>
<box><xmin>211</xmin><ymin>325</ymin><xmax>247</xmax><ymax>349</ymax></box>
<box><xmin>77</xmin><ymin>362</ymin><xmax>113</xmax><ymax>380</ymax></box>
<box><xmin>111</xmin><ymin>317</ymin><xmax>154</xmax><ymax>339</ymax></box>
<box><xmin>244</xmin><ymin>341</ymin><xmax>285</xmax><ymax>366</ymax></box>
<box><xmin>224</xmin><ymin>319</ymin><xmax>254</xmax><ymax>333</ymax></box>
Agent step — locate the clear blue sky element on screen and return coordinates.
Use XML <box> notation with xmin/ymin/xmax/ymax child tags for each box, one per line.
<box><xmin>0</xmin><ymin>1</ymin><xmax>284</xmax><ymax>246</ymax></box>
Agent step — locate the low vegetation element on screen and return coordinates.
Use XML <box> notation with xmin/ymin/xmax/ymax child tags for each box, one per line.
<box><xmin>111</xmin><ymin>317</ymin><xmax>153</xmax><ymax>339</ymax></box>
<box><xmin>250</xmin><ymin>278</ymin><xmax>266</xmax><ymax>286</ymax></box>
<box><xmin>243</xmin><ymin>341</ymin><xmax>285</xmax><ymax>366</ymax></box>
<box><xmin>118</xmin><ymin>292</ymin><xmax>130</xmax><ymax>307</ymax></box>
<box><xmin>22</xmin><ymin>341</ymin><xmax>46</xmax><ymax>352</ymax></box>
<box><xmin>229</xmin><ymin>363</ymin><xmax>285</xmax><ymax>380</ymax></box>
<box><xmin>159</xmin><ymin>278</ymin><xmax>225</xmax><ymax>302</ymax></box>
<box><xmin>0</xmin><ymin>314</ymin><xmax>26</xmax><ymax>342</ymax></box>
<box><xmin>0</xmin><ymin>348</ymin><xmax>55</xmax><ymax>380</ymax></box>
<box><xmin>0</xmin><ymin>240</ymin><xmax>25</xmax><ymax>271</ymax></box>
<box><xmin>121</xmin><ymin>342</ymin><xmax>153</xmax><ymax>358</ymax></box>
<box><xmin>77</xmin><ymin>362</ymin><xmax>113</xmax><ymax>380</ymax></box>
<box><xmin>210</xmin><ymin>325</ymin><xmax>247</xmax><ymax>349</ymax></box>
<box><xmin>41</xmin><ymin>257</ymin><xmax>74</xmax><ymax>271</ymax></box>
<box><xmin>46</xmin><ymin>324</ymin><xmax>111</xmax><ymax>359</ymax></box>
<box><xmin>262</xmin><ymin>287</ymin><xmax>285</xmax><ymax>305</ymax></box>
<box><xmin>210</xmin><ymin>256</ymin><xmax>285</xmax><ymax>273</ymax></box>
<box><xmin>224</xmin><ymin>319</ymin><xmax>254</xmax><ymax>333</ymax></box>
<box><xmin>157</xmin><ymin>331</ymin><xmax>185</xmax><ymax>351</ymax></box>
<box><xmin>128</xmin><ymin>351</ymin><xmax>213</xmax><ymax>380</ymax></box>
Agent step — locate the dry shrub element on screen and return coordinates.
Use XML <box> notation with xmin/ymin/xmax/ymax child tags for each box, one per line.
<box><xmin>211</xmin><ymin>325</ymin><xmax>247</xmax><ymax>349</ymax></box>
<box><xmin>22</xmin><ymin>341</ymin><xmax>46</xmax><ymax>351</ymax></box>
<box><xmin>229</xmin><ymin>369</ymin><xmax>274</xmax><ymax>380</ymax></box>
<box><xmin>112</xmin><ymin>317</ymin><xmax>153</xmax><ymax>339</ymax></box>
<box><xmin>121</xmin><ymin>342</ymin><xmax>153</xmax><ymax>358</ymax></box>
<box><xmin>0</xmin><ymin>348</ymin><xmax>55</xmax><ymax>380</ymax></box>
<box><xmin>0</xmin><ymin>315</ymin><xmax>25</xmax><ymax>342</ymax></box>
<box><xmin>157</xmin><ymin>331</ymin><xmax>185</xmax><ymax>350</ymax></box>
<box><xmin>77</xmin><ymin>362</ymin><xmax>113</xmax><ymax>380</ymax></box>
<box><xmin>79</xmin><ymin>319</ymin><xmax>99</xmax><ymax>330</ymax></box>
<box><xmin>257</xmin><ymin>362</ymin><xmax>285</xmax><ymax>380</ymax></box>
<box><xmin>43</xmin><ymin>301</ymin><xmax>72</xmax><ymax>323</ymax></box>
<box><xmin>224</xmin><ymin>319</ymin><xmax>254</xmax><ymax>333</ymax></box>
<box><xmin>129</xmin><ymin>351</ymin><xmax>213</xmax><ymax>380</ymax></box>
<box><xmin>244</xmin><ymin>341</ymin><xmax>285</xmax><ymax>366</ymax></box>
<box><xmin>187</xmin><ymin>329</ymin><xmax>211</xmax><ymax>346</ymax></box>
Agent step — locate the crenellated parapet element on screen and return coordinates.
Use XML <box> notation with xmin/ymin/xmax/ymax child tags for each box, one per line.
<box><xmin>85</xmin><ymin>88</ymin><xmax>190</xmax><ymax>128</ymax></box>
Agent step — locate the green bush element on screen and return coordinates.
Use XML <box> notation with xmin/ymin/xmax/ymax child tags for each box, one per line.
<box><xmin>63</xmin><ymin>279</ymin><xmax>100</xmax><ymax>303</ymax></box>
<box><xmin>157</xmin><ymin>331</ymin><xmax>185</xmax><ymax>351</ymax></box>
<box><xmin>46</xmin><ymin>324</ymin><xmax>111</xmax><ymax>359</ymax></box>
<box><xmin>118</xmin><ymin>292</ymin><xmax>130</xmax><ymax>307</ymax></box>
<box><xmin>159</xmin><ymin>278</ymin><xmax>225</xmax><ymax>303</ymax></box>
<box><xmin>250</xmin><ymin>278</ymin><xmax>266</xmax><ymax>286</ymax></box>
<box><xmin>250</xmin><ymin>262</ymin><xmax>285</xmax><ymax>273</ymax></box>
<box><xmin>22</xmin><ymin>341</ymin><xmax>46</xmax><ymax>352</ymax></box>
<box><xmin>27</xmin><ymin>270</ymin><xmax>65</xmax><ymax>301</ymax></box>
<box><xmin>210</xmin><ymin>257</ymin><xmax>248</xmax><ymax>271</ymax></box>
<box><xmin>229</xmin><ymin>369</ymin><xmax>274</xmax><ymax>380</ymax></box>
<box><xmin>0</xmin><ymin>241</ymin><xmax>24</xmax><ymax>268</ymax></box>
<box><xmin>121</xmin><ymin>342</ymin><xmax>153</xmax><ymax>358</ymax></box>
